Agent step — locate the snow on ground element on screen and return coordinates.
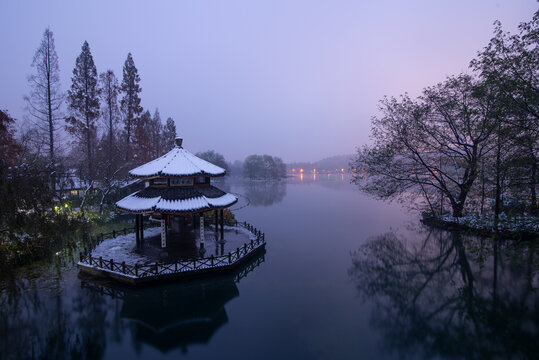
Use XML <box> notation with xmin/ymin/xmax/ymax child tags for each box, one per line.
<box><xmin>86</xmin><ymin>224</ymin><xmax>259</xmax><ymax>267</ymax></box>
<box><xmin>90</xmin><ymin>227</ymin><xmax>161</xmax><ymax>265</ymax></box>
<box><xmin>441</xmin><ymin>213</ymin><xmax>539</xmax><ymax>233</ymax></box>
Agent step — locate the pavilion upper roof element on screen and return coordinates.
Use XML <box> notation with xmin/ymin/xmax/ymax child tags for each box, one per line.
<box><xmin>129</xmin><ymin>138</ymin><xmax>226</xmax><ymax>179</ymax></box>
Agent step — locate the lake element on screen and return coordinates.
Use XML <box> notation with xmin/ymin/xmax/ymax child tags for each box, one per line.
<box><xmin>1</xmin><ymin>174</ymin><xmax>537</xmax><ymax>359</ymax></box>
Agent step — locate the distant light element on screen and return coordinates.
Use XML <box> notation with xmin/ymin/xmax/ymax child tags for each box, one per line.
<box><xmin>300</xmin><ymin>169</ymin><xmax>304</xmax><ymax>173</ymax></box>
<box><xmin>341</xmin><ymin>168</ymin><xmax>344</xmax><ymax>172</ymax></box>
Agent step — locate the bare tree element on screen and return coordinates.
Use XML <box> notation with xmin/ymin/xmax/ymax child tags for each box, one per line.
<box><xmin>98</xmin><ymin>70</ymin><xmax>120</xmax><ymax>174</ymax></box>
<box><xmin>24</xmin><ymin>28</ymin><xmax>63</xmax><ymax>163</ymax></box>
<box><xmin>471</xmin><ymin>13</ymin><xmax>539</xmax><ymax>215</ymax></box>
<box><xmin>351</xmin><ymin>75</ymin><xmax>497</xmax><ymax>217</ymax></box>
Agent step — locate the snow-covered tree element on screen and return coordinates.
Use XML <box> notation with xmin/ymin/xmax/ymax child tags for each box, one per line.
<box><xmin>150</xmin><ymin>108</ymin><xmax>163</xmax><ymax>157</ymax></box>
<box><xmin>162</xmin><ymin>117</ymin><xmax>176</xmax><ymax>150</ymax></box>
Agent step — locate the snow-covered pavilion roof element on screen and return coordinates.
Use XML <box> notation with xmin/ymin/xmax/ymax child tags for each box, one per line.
<box><xmin>116</xmin><ymin>186</ymin><xmax>237</xmax><ymax>214</ymax></box>
<box><xmin>129</xmin><ymin>138</ymin><xmax>226</xmax><ymax>179</ymax></box>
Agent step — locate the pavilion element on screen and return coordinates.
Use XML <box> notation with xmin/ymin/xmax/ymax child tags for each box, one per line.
<box><xmin>115</xmin><ymin>137</ymin><xmax>237</xmax><ymax>251</ymax></box>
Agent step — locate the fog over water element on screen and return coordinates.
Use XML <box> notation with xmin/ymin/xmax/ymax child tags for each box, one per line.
<box><xmin>0</xmin><ymin>0</ymin><xmax>536</xmax><ymax>162</ymax></box>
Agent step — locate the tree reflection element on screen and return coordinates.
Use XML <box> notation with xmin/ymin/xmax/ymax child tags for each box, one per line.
<box><xmin>243</xmin><ymin>181</ymin><xmax>286</xmax><ymax>207</ymax></box>
<box><xmin>0</xmin><ymin>251</ymin><xmax>265</xmax><ymax>359</ymax></box>
<box><xmin>349</xmin><ymin>226</ymin><xmax>538</xmax><ymax>359</ymax></box>
<box><xmin>0</xmin><ymin>267</ymin><xmax>111</xmax><ymax>360</ymax></box>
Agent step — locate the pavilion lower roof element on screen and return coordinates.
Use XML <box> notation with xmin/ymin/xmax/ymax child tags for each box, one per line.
<box><xmin>116</xmin><ymin>186</ymin><xmax>237</xmax><ymax>214</ymax></box>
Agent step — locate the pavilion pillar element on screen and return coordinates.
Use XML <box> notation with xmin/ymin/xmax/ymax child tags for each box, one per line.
<box><xmin>160</xmin><ymin>217</ymin><xmax>167</xmax><ymax>248</ymax></box>
<box><xmin>140</xmin><ymin>215</ymin><xmax>144</xmax><ymax>244</ymax></box>
<box><xmin>214</xmin><ymin>210</ymin><xmax>218</xmax><ymax>234</ymax></box>
<box><xmin>135</xmin><ymin>214</ymin><xmax>140</xmax><ymax>249</ymax></box>
<box><xmin>220</xmin><ymin>209</ymin><xmax>224</xmax><ymax>240</ymax></box>
<box><xmin>200</xmin><ymin>213</ymin><xmax>205</xmax><ymax>248</ymax></box>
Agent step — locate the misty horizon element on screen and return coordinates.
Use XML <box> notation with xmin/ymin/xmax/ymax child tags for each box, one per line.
<box><xmin>1</xmin><ymin>0</ymin><xmax>536</xmax><ymax>163</ymax></box>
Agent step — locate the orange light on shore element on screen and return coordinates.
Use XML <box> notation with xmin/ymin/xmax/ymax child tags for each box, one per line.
<box><xmin>300</xmin><ymin>168</ymin><xmax>304</xmax><ymax>173</ymax></box>
<box><xmin>341</xmin><ymin>168</ymin><xmax>344</xmax><ymax>172</ymax></box>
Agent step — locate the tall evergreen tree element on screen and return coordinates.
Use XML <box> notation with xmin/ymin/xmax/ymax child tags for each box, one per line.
<box><xmin>24</xmin><ymin>28</ymin><xmax>63</xmax><ymax>163</ymax></box>
<box><xmin>120</xmin><ymin>53</ymin><xmax>142</xmax><ymax>161</ymax></box>
<box><xmin>66</xmin><ymin>41</ymin><xmax>100</xmax><ymax>182</ymax></box>
<box><xmin>162</xmin><ymin>117</ymin><xmax>176</xmax><ymax>150</ymax></box>
<box><xmin>98</xmin><ymin>70</ymin><xmax>120</xmax><ymax>173</ymax></box>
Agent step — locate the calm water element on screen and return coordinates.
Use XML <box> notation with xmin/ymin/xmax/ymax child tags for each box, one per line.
<box><xmin>1</xmin><ymin>175</ymin><xmax>537</xmax><ymax>359</ymax></box>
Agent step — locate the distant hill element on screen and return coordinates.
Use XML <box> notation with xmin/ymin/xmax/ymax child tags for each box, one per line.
<box><xmin>287</xmin><ymin>154</ymin><xmax>354</xmax><ymax>171</ymax></box>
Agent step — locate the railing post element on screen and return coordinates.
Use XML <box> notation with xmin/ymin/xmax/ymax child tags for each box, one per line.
<box><xmin>89</xmin><ymin>254</ymin><xmax>92</xmax><ymax>265</ymax></box>
<box><xmin>135</xmin><ymin>264</ymin><xmax>138</xmax><ymax>277</ymax></box>
<box><xmin>193</xmin><ymin>259</ymin><xmax>196</xmax><ymax>269</ymax></box>
<box><xmin>211</xmin><ymin>255</ymin><xmax>214</xmax><ymax>266</ymax></box>
<box><xmin>228</xmin><ymin>252</ymin><xmax>231</xmax><ymax>264</ymax></box>
<box><xmin>113</xmin><ymin>230</ymin><xmax>116</xmax><ymax>238</ymax></box>
<box><xmin>155</xmin><ymin>262</ymin><xmax>158</xmax><ymax>275</ymax></box>
<box><xmin>99</xmin><ymin>257</ymin><xmax>103</xmax><ymax>268</ymax></box>
<box><xmin>79</xmin><ymin>252</ymin><xmax>83</xmax><ymax>262</ymax></box>
<box><xmin>122</xmin><ymin>261</ymin><xmax>126</xmax><ymax>273</ymax></box>
<box><xmin>110</xmin><ymin>259</ymin><xmax>114</xmax><ymax>270</ymax></box>
<box><xmin>175</xmin><ymin>261</ymin><xmax>178</xmax><ymax>272</ymax></box>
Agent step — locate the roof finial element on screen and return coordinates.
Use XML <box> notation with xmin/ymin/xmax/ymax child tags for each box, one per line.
<box><xmin>175</xmin><ymin>137</ymin><xmax>183</xmax><ymax>148</ymax></box>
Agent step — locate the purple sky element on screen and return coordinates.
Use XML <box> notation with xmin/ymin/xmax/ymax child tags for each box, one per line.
<box><xmin>0</xmin><ymin>1</ymin><xmax>536</xmax><ymax>162</ymax></box>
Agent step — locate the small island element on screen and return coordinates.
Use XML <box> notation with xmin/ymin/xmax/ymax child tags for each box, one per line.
<box><xmin>78</xmin><ymin>137</ymin><xmax>266</xmax><ymax>285</ymax></box>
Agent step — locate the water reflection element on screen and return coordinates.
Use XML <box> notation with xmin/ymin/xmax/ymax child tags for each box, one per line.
<box><xmin>242</xmin><ymin>181</ymin><xmax>286</xmax><ymax>207</ymax></box>
<box><xmin>0</xmin><ymin>268</ymin><xmax>113</xmax><ymax>360</ymax></box>
<box><xmin>349</xmin><ymin>225</ymin><xmax>539</xmax><ymax>359</ymax></box>
<box><xmin>0</xmin><ymin>251</ymin><xmax>265</xmax><ymax>359</ymax></box>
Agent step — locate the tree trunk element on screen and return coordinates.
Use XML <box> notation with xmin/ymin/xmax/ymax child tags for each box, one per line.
<box><xmin>529</xmin><ymin>150</ymin><xmax>537</xmax><ymax>216</ymax></box>
<box><xmin>494</xmin><ymin>127</ymin><xmax>502</xmax><ymax>232</ymax></box>
<box><xmin>86</xmin><ymin>115</ymin><xmax>93</xmax><ymax>181</ymax></box>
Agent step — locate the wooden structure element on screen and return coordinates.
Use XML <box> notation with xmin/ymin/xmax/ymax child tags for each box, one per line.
<box><xmin>116</xmin><ymin>137</ymin><xmax>238</xmax><ymax>250</ymax></box>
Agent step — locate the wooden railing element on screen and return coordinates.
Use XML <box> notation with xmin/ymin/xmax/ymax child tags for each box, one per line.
<box><xmin>80</xmin><ymin>252</ymin><xmax>266</xmax><ymax>298</ymax></box>
<box><xmin>79</xmin><ymin>221</ymin><xmax>265</xmax><ymax>279</ymax></box>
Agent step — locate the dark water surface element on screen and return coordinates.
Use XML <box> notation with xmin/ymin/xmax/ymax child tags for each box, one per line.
<box><xmin>1</xmin><ymin>175</ymin><xmax>537</xmax><ymax>359</ymax></box>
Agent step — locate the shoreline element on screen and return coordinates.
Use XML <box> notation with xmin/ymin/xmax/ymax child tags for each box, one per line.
<box><xmin>421</xmin><ymin>215</ymin><xmax>538</xmax><ymax>241</ymax></box>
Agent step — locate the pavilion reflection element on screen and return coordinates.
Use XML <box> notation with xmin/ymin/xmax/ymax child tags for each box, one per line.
<box><xmin>81</xmin><ymin>250</ymin><xmax>265</xmax><ymax>354</ymax></box>
<box><xmin>349</xmin><ymin>224</ymin><xmax>539</xmax><ymax>359</ymax></box>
